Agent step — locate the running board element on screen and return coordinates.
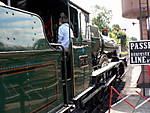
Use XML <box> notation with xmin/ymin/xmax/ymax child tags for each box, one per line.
<box><xmin>91</xmin><ymin>61</ymin><xmax>120</xmax><ymax>84</ymax></box>
<box><xmin>82</xmin><ymin>75</ymin><xmax>116</xmax><ymax>106</ymax></box>
<box><xmin>56</xmin><ymin>105</ymin><xmax>74</xmax><ymax>113</ymax></box>
<box><xmin>73</xmin><ymin>86</ymin><xmax>95</xmax><ymax>106</ymax></box>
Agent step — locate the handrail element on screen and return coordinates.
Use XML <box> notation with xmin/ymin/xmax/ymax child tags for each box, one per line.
<box><xmin>92</xmin><ymin>61</ymin><xmax>120</xmax><ymax>77</ymax></box>
<box><xmin>49</xmin><ymin>43</ymin><xmax>69</xmax><ymax>105</ymax></box>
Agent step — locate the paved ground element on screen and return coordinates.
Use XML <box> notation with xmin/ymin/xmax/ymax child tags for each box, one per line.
<box><xmin>106</xmin><ymin>64</ymin><xmax>150</xmax><ymax>113</ymax></box>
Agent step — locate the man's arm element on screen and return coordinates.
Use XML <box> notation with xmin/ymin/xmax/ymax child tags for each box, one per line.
<box><xmin>58</xmin><ymin>26</ymin><xmax>64</xmax><ymax>43</ymax></box>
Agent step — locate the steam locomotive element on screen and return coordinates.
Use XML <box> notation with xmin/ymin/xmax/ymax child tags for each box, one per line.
<box><xmin>0</xmin><ymin>0</ymin><xmax>126</xmax><ymax>113</ymax></box>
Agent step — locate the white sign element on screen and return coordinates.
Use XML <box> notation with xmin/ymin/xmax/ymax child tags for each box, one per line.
<box><xmin>129</xmin><ymin>40</ymin><xmax>150</xmax><ymax>65</ymax></box>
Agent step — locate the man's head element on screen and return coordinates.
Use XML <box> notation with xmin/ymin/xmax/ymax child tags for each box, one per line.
<box><xmin>59</xmin><ymin>12</ymin><xmax>68</xmax><ymax>23</ymax></box>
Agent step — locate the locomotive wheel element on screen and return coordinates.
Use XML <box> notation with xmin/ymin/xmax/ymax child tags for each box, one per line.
<box><xmin>99</xmin><ymin>54</ymin><xmax>109</xmax><ymax>68</ymax></box>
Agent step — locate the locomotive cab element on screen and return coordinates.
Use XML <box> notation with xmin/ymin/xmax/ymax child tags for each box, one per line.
<box><xmin>0</xmin><ymin>1</ymin><xmax>126</xmax><ymax>113</ymax></box>
<box><xmin>1</xmin><ymin>0</ymin><xmax>93</xmax><ymax>104</ymax></box>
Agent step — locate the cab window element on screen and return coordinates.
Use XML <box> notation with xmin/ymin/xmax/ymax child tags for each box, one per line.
<box><xmin>80</xmin><ymin>12</ymin><xmax>89</xmax><ymax>40</ymax></box>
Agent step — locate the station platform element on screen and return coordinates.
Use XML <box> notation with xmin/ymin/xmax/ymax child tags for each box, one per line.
<box><xmin>106</xmin><ymin>65</ymin><xmax>150</xmax><ymax>113</ymax></box>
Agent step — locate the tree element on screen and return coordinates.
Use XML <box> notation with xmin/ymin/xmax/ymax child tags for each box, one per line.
<box><xmin>112</xmin><ymin>24</ymin><xmax>121</xmax><ymax>30</ymax></box>
<box><xmin>130</xmin><ymin>37</ymin><xmax>137</xmax><ymax>41</ymax></box>
<box><xmin>92</xmin><ymin>5</ymin><xmax>112</xmax><ymax>30</ymax></box>
<box><xmin>109</xmin><ymin>24</ymin><xmax>128</xmax><ymax>51</ymax></box>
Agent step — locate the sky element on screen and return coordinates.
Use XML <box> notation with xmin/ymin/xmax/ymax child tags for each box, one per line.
<box><xmin>71</xmin><ymin>0</ymin><xmax>140</xmax><ymax>40</ymax></box>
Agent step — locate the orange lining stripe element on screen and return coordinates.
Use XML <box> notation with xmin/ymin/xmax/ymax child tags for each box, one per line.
<box><xmin>0</xmin><ymin>62</ymin><xmax>55</xmax><ymax>73</ymax></box>
<box><xmin>0</xmin><ymin>62</ymin><xmax>56</xmax><ymax>77</ymax></box>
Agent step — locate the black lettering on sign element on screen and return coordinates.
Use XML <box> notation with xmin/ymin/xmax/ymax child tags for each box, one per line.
<box><xmin>129</xmin><ymin>40</ymin><xmax>150</xmax><ymax>65</ymax></box>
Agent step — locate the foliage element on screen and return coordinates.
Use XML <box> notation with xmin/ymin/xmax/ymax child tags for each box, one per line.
<box><xmin>91</xmin><ymin>5</ymin><xmax>137</xmax><ymax>52</ymax></box>
<box><xmin>130</xmin><ymin>37</ymin><xmax>137</xmax><ymax>41</ymax></box>
<box><xmin>112</xmin><ymin>24</ymin><xmax>121</xmax><ymax>30</ymax></box>
<box><xmin>92</xmin><ymin>5</ymin><xmax>112</xmax><ymax>30</ymax></box>
<box><xmin>120</xmin><ymin>51</ymin><xmax>129</xmax><ymax>56</ymax></box>
<box><xmin>109</xmin><ymin>24</ymin><xmax>128</xmax><ymax>51</ymax></box>
<box><xmin>109</xmin><ymin>30</ymin><xmax>126</xmax><ymax>43</ymax></box>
